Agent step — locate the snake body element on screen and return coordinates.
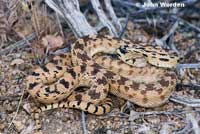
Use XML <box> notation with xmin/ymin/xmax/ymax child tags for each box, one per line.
<box><xmin>26</xmin><ymin>35</ymin><xmax>178</xmax><ymax>133</ymax></box>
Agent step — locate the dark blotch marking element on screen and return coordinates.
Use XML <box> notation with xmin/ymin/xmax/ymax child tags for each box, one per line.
<box><xmin>157</xmin><ymin>88</ymin><xmax>163</xmax><ymax>94</ymax></box>
<box><xmin>37</xmin><ymin>127</ymin><xmax>42</xmax><ymax>131</ymax></box>
<box><xmin>36</xmin><ymin>92</ymin><xmax>40</xmax><ymax>97</ymax></box>
<box><xmin>59</xmin><ymin>54</ymin><xmax>67</xmax><ymax>58</ymax></box>
<box><xmin>102</xmin><ymin>57</ymin><xmax>107</xmax><ymax>61</ymax></box>
<box><xmin>160</xmin><ymin>95</ymin><xmax>165</xmax><ymax>100</ymax></box>
<box><xmin>117</xmin><ymin>77</ymin><xmax>128</xmax><ymax>85</ymax></box>
<box><xmin>53</xmin><ymin>74</ymin><xmax>57</xmax><ymax>79</ymax></box>
<box><xmin>97</xmin><ymin>77</ymin><xmax>107</xmax><ymax>85</ymax></box>
<box><xmin>32</xmin><ymin>72</ymin><xmax>40</xmax><ymax>76</ymax></box>
<box><xmin>60</xmin><ymin>79</ymin><xmax>70</xmax><ymax>88</ymax></box>
<box><xmin>53</xmin><ymin>70</ymin><xmax>59</xmax><ymax>73</ymax></box>
<box><xmin>77</xmin><ymin>53</ymin><xmax>91</xmax><ymax>61</ymax></box>
<box><xmin>140</xmin><ymin>90</ymin><xmax>147</xmax><ymax>95</ymax></box>
<box><xmin>143</xmin><ymin>53</ymin><xmax>148</xmax><ymax>57</ymax></box>
<box><xmin>29</xmin><ymin>82</ymin><xmax>38</xmax><ymax>89</ymax></box>
<box><xmin>159</xmin><ymin>58</ymin><xmax>169</xmax><ymax>62</ymax></box>
<box><xmin>74</xmin><ymin>41</ymin><xmax>84</xmax><ymax>50</ymax></box>
<box><xmin>80</xmin><ymin>65</ymin><xmax>87</xmax><ymax>73</ymax></box>
<box><xmin>88</xmin><ymin>90</ymin><xmax>101</xmax><ymax>99</ymax></box>
<box><xmin>82</xmin><ymin>35</ymin><xmax>91</xmax><ymax>42</ymax></box>
<box><xmin>159</xmin><ymin>79</ymin><xmax>169</xmax><ymax>87</ymax></box>
<box><xmin>143</xmin><ymin>97</ymin><xmax>148</xmax><ymax>103</ymax></box>
<box><xmin>51</xmin><ymin>60</ymin><xmax>59</xmax><ymax>65</ymax></box>
<box><xmin>71</xmin><ymin>81</ymin><xmax>74</xmax><ymax>86</ymax></box>
<box><xmin>137</xmin><ymin>47</ymin><xmax>145</xmax><ymax>50</ymax></box>
<box><xmin>118</xmin><ymin>60</ymin><xmax>124</xmax><ymax>65</ymax></box>
<box><xmin>67</xmin><ymin>68</ymin><xmax>76</xmax><ymax>79</ymax></box>
<box><xmin>53</xmin><ymin>95</ymin><xmax>57</xmax><ymax>98</ymax></box>
<box><xmin>77</xmin><ymin>100</ymin><xmax>81</xmax><ymax>106</ymax></box>
<box><xmin>171</xmin><ymin>74</ymin><xmax>177</xmax><ymax>80</ymax></box>
<box><xmin>106</xmin><ymin>102</ymin><xmax>112</xmax><ymax>108</ymax></box>
<box><xmin>111</xmin><ymin>80</ymin><xmax>116</xmax><ymax>83</ymax></box>
<box><xmin>146</xmin><ymin>84</ymin><xmax>155</xmax><ymax>91</ymax></box>
<box><xmin>54</xmin><ymin>97</ymin><xmax>59</xmax><ymax>101</ymax></box>
<box><xmin>102</xmin><ymin>106</ymin><xmax>106</xmax><ymax>113</ymax></box>
<box><xmin>91</xmin><ymin>63</ymin><xmax>102</xmax><ymax>69</ymax></box>
<box><xmin>128</xmin><ymin>70</ymin><xmax>133</xmax><ymax>75</ymax></box>
<box><xmin>56</xmin><ymin>66</ymin><xmax>63</xmax><ymax>70</ymax></box>
<box><xmin>171</xmin><ymin>80</ymin><xmax>174</xmax><ymax>85</ymax></box>
<box><xmin>45</xmin><ymin>87</ymin><xmax>50</xmax><ymax>93</ymax></box>
<box><xmin>54</xmin><ymin>85</ymin><xmax>60</xmax><ymax>94</ymax></box>
<box><xmin>85</xmin><ymin>102</ymin><xmax>92</xmax><ymax>110</ymax></box>
<box><xmin>91</xmin><ymin>68</ymin><xmax>99</xmax><ymax>75</ymax></box>
<box><xmin>152</xmin><ymin>53</ymin><xmax>156</xmax><ymax>56</ymax></box>
<box><xmin>75</xmin><ymin>94</ymin><xmax>82</xmax><ymax>101</ymax></box>
<box><xmin>93</xmin><ymin>44</ymin><xmax>97</xmax><ymax>48</ymax></box>
<box><xmin>104</xmin><ymin>72</ymin><xmax>115</xmax><ymax>79</ymax></box>
<box><xmin>41</xmin><ymin>65</ymin><xmax>49</xmax><ymax>72</ymax></box>
<box><xmin>124</xmin><ymin>86</ymin><xmax>129</xmax><ymax>91</ymax></box>
<box><xmin>108</xmin><ymin>42</ymin><xmax>112</xmax><ymax>46</ymax></box>
<box><xmin>160</xmin><ymin>53</ymin><xmax>167</xmax><ymax>56</ymax></box>
<box><xmin>128</xmin><ymin>94</ymin><xmax>133</xmax><ymax>98</ymax></box>
<box><xmin>129</xmin><ymin>82</ymin><xmax>140</xmax><ymax>90</ymax></box>
<box><xmin>93</xmin><ymin>106</ymin><xmax>98</xmax><ymax>113</ymax></box>
<box><xmin>124</xmin><ymin>40</ymin><xmax>131</xmax><ymax>44</ymax></box>
<box><xmin>103</xmin><ymin>88</ymin><xmax>108</xmax><ymax>94</ymax></box>
<box><xmin>144</xmin><ymin>50</ymin><xmax>152</xmax><ymax>53</ymax></box>
<box><xmin>51</xmin><ymin>103</ymin><xmax>54</xmax><ymax>109</ymax></box>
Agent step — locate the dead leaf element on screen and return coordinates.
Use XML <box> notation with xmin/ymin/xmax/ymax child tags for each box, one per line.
<box><xmin>10</xmin><ymin>59</ymin><xmax>25</xmax><ymax>66</ymax></box>
<box><xmin>42</xmin><ymin>35</ymin><xmax>64</xmax><ymax>52</ymax></box>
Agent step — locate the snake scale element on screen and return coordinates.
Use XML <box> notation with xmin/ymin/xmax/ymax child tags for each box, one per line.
<box><xmin>26</xmin><ymin>35</ymin><xmax>179</xmax><ymax>133</ymax></box>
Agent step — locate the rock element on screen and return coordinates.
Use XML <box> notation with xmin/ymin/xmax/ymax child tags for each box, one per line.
<box><xmin>10</xmin><ymin>59</ymin><xmax>25</xmax><ymax>66</ymax></box>
<box><xmin>13</xmin><ymin>120</ymin><xmax>24</xmax><ymax>132</ymax></box>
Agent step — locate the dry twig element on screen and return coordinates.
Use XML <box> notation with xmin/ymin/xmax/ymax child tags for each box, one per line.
<box><xmin>155</xmin><ymin>21</ymin><xmax>180</xmax><ymax>54</ymax></box>
<box><xmin>99</xmin><ymin>109</ymin><xmax>199</xmax><ymax>120</ymax></box>
<box><xmin>0</xmin><ymin>33</ymin><xmax>36</xmax><ymax>56</ymax></box>
<box><xmin>45</xmin><ymin>0</ymin><xmax>96</xmax><ymax>38</ymax></box>
<box><xmin>185</xmin><ymin>113</ymin><xmax>200</xmax><ymax>134</ymax></box>
<box><xmin>0</xmin><ymin>95</ymin><xmax>21</xmax><ymax>101</ymax></box>
<box><xmin>170</xmin><ymin>94</ymin><xmax>200</xmax><ymax>107</ymax></box>
<box><xmin>104</xmin><ymin>0</ymin><xmax>122</xmax><ymax>32</ymax></box>
<box><xmin>176</xmin><ymin>63</ymin><xmax>200</xmax><ymax>70</ymax></box>
<box><xmin>81</xmin><ymin>111</ymin><xmax>88</xmax><ymax>134</ymax></box>
<box><xmin>7</xmin><ymin>87</ymin><xmax>25</xmax><ymax>133</ymax></box>
<box><xmin>90</xmin><ymin>0</ymin><xmax>118</xmax><ymax>36</ymax></box>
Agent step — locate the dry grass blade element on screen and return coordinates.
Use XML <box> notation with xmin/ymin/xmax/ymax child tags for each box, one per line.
<box><xmin>170</xmin><ymin>94</ymin><xmax>200</xmax><ymax>107</ymax></box>
<box><xmin>7</xmin><ymin>87</ymin><xmax>25</xmax><ymax>133</ymax></box>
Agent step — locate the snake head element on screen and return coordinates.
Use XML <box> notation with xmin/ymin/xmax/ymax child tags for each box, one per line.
<box><xmin>116</xmin><ymin>45</ymin><xmax>136</xmax><ymax>65</ymax></box>
<box><xmin>116</xmin><ymin>45</ymin><xmax>129</xmax><ymax>57</ymax></box>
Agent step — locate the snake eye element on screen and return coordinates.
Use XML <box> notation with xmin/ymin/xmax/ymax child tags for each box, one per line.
<box><xmin>119</xmin><ymin>46</ymin><xmax>128</xmax><ymax>54</ymax></box>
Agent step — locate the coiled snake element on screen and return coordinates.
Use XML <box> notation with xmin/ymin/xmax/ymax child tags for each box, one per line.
<box><xmin>26</xmin><ymin>35</ymin><xmax>179</xmax><ymax>133</ymax></box>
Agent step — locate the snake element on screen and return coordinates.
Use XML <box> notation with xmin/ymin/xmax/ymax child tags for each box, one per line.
<box><xmin>26</xmin><ymin>35</ymin><xmax>179</xmax><ymax>133</ymax></box>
